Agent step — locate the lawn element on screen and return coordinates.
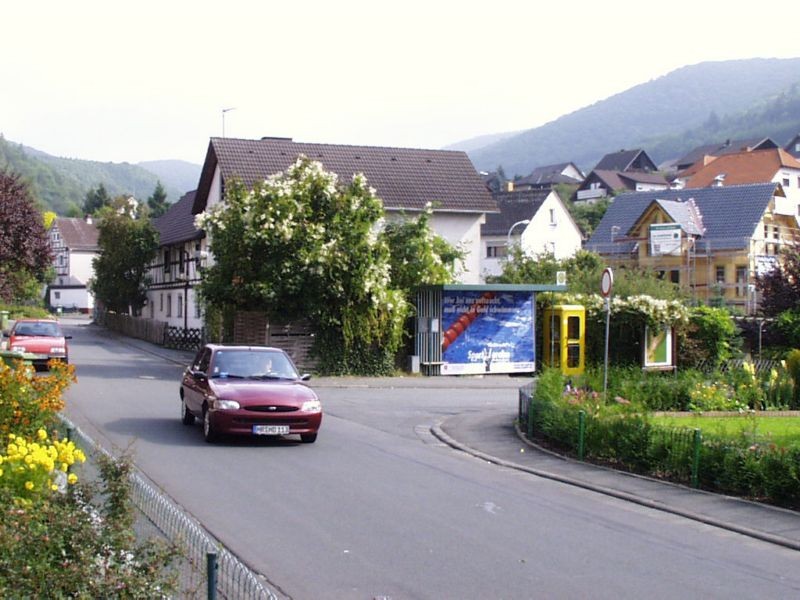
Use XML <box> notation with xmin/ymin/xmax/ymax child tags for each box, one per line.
<box><xmin>651</xmin><ymin>414</ymin><xmax>800</xmax><ymax>448</ymax></box>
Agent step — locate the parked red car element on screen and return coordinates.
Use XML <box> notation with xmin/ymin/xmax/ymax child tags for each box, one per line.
<box><xmin>180</xmin><ymin>345</ymin><xmax>322</xmax><ymax>443</ymax></box>
<box><xmin>6</xmin><ymin>318</ymin><xmax>71</xmax><ymax>367</ymax></box>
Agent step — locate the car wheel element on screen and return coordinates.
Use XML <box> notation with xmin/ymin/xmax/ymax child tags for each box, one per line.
<box><xmin>203</xmin><ymin>405</ymin><xmax>217</xmax><ymax>443</ymax></box>
<box><xmin>300</xmin><ymin>433</ymin><xmax>317</xmax><ymax>444</ymax></box>
<box><xmin>180</xmin><ymin>394</ymin><xmax>195</xmax><ymax>426</ymax></box>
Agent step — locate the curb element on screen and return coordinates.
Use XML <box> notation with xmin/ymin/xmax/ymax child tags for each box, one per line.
<box><xmin>430</xmin><ymin>420</ymin><xmax>800</xmax><ymax>552</ymax></box>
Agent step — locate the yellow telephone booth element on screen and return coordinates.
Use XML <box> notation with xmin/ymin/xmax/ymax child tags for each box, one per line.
<box><xmin>542</xmin><ymin>305</ymin><xmax>585</xmax><ymax>376</ymax></box>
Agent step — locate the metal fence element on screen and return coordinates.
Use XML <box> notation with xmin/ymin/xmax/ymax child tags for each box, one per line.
<box><xmin>61</xmin><ymin>416</ymin><xmax>279</xmax><ymax>600</ymax></box>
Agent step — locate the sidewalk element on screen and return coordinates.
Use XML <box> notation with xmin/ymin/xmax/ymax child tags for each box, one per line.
<box><xmin>90</xmin><ymin>324</ymin><xmax>800</xmax><ymax>552</ymax></box>
<box><xmin>434</xmin><ymin>409</ymin><xmax>800</xmax><ymax>551</ymax></box>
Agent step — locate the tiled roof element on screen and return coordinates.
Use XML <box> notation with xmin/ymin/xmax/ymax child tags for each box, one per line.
<box><xmin>618</xmin><ymin>172</ymin><xmax>669</xmax><ymax>186</ymax></box>
<box><xmin>650</xmin><ymin>199</ymin><xmax>705</xmax><ymax>236</ymax></box>
<box><xmin>193</xmin><ymin>137</ymin><xmax>496</xmax><ymax>215</ymax></box>
<box><xmin>152</xmin><ymin>190</ymin><xmax>203</xmax><ymax>246</ymax></box>
<box><xmin>676</xmin><ymin>137</ymin><xmax>778</xmax><ymax>169</ymax></box>
<box><xmin>54</xmin><ymin>218</ymin><xmax>99</xmax><ymax>251</ymax></box>
<box><xmin>516</xmin><ymin>163</ymin><xmax>583</xmax><ymax>186</ymax></box>
<box><xmin>785</xmin><ymin>134</ymin><xmax>800</xmax><ymax>159</ymax></box>
<box><xmin>481</xmin><ymin>189</ymin><xmax>551</xmax><ymax>236</ymax></box>
<box><xmin>586</xmin><ymin>183</ymin><xmax>779</xmax><ymax>255</ymax></box>
<box><xmin>594</xmin><ymin>149</ymin><xmax>654</xmax><ymax>172</ymax></box>
<box><xmin>685</xmin><ymin>148</ymin><xmax>800</xmax><ymax>188</ymax></box>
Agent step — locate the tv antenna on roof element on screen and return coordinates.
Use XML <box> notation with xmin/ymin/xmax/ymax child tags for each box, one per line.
<box><xmin>221</xmin><ymin>107</ymin><xmax>236</xmax><ymax>137</ymax></box>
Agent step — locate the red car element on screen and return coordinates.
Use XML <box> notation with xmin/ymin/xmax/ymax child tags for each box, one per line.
<box><xmin>180</xmin><ymin>345</ymin><xmax>322</xmax><ymax>443</ymax></box>
<box><xmin>6</xmin><ymin>318</ymin><xmax>71</xmax><ymax>367</ymax></box>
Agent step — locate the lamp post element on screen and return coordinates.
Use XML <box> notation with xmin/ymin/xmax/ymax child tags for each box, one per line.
<box><xmin>507</xmin><ymin>219</ymin><xmax>530</xmax><ymax>250</ymax></box>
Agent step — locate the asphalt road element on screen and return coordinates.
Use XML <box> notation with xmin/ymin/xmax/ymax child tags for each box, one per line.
<box><xmin>62</xmin><ymin>321</ymin><xmax>800</xmax><ymax>600</ymax></box>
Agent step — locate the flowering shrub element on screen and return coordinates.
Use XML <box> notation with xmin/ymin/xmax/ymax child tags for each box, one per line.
<box><xmin>687</xmin><ymin>381</ymin><xmax>744</xmax><ymax>412</ymax></box>
<box><xmin>198</xmin><ymin>158</ymin><xmax>411</xmax><ymax>374</ymax></box>
<box><xmin>0</xmin><ymin>359</ymin><xmax>75</xmax><ymax>437</ymax></box>
<box><xmin>0</xmin><ymin>429</ymin><xmax>86</xmax><ymax>505</ymax></box>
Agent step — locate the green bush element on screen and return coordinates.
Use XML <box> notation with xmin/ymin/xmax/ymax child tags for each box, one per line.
<box><xmin>786</xmin><ymin>349</ymin><xmax>800</xmax><ymax>408</ymax></box>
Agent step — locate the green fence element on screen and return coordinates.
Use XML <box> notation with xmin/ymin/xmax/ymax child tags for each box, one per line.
<box><xmin>518</xmin><ymin>384</ymin><xmax>800</xmax><ymax>509</ymax></box>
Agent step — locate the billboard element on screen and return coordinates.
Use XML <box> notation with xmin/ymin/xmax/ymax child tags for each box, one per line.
<box><xmin>440</xmin><ymin>290</ymin><xmax>535</xmax><ymax>375</ymax></box>
<box><xmin>649</xmin><ymin>223</ymin><xmax>682</xmax><ymax>256</ymax></box>
<box><xmin>643</xmin><ymin>325</ymin><xmax>673</xmax><ymax>370</ymax></box>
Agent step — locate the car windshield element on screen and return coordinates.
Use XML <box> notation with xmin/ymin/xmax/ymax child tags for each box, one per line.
<box><xmin>210</xmin><ymin>350</ymin><xmax>298</xmax><ymax>380</ymax></box>
<box><xmin>14</xmin><ymin>322</ymin><xmax>61</xmax><ymax>337</ymax></box>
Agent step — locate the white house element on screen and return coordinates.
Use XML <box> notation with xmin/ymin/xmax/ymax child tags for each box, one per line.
<box><xmin>47</xmin><ymin>217</ymin><xmax>99</xmax><ymax>312</ymax></box>
<box><xmin>480</xmin><ymin>189</ymin><xmax>583</xmax><ymax>279</ymax></box>
<box><xmin>191</xmin><ymin>137</ymin><xmax>498</xmax><ymax>284</ymax></box>
<box><xmin>145</xmin><ymin>191</ymin><xmax>207</xmax><ymax>330</ymax></box>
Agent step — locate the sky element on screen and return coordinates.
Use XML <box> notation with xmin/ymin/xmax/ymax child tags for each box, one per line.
<box><xmin>2</xmin><ymin>1</ymin><xmax>800</xmax><ymax>166</ymax></box>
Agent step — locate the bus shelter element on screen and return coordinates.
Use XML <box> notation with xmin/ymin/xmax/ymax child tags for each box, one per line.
<box><xmin>415</xmin><ymin>284</ymin><xmax>565</xmax><ymax>376</ymax></box>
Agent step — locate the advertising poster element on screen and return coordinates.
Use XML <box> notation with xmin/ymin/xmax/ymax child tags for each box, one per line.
<box><xmin>644</xmin><ymin>325</ymin><xmax>673</xmax><ymax>369</ymax></box>
<box><xmin>440</xmin><ymin>290</ymin><xmax>535</xmax><ymax>375</ymax></box>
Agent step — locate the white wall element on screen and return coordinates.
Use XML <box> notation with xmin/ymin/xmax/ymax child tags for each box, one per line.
<box><xmin>520</xmin><ymin>193</ymin><xmax>583</xmax><ymax>260</ymax></box>
<box><xmin>428</xmin><ymin>212</ymin><xmax>485</xmax><ymax>284</ymax></box>
<box><xmin>49</xmin><ymin>288</ymin><xmax>92</xmax><ymax>311</ymax></box>
<box><xmin>70</xmin><ymin>251</ymin><xmax>96</xmax><ymax>284</ymax></box>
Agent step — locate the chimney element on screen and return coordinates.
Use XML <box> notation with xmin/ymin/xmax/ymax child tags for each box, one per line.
<box><xmin>713</xmin><ymin>174</ymin><xmax>726</xmax><ymax>187</ymax></box>
<box><xmin>84</xmin><ymin>214</ymin><xmax>93</xmax><ymax>225</ymax></box>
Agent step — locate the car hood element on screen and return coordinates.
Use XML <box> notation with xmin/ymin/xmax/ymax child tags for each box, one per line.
<box><xmin>209</xmin><ymin>379</ymin><xmax>317</xmax><ymax>405</ymax></box>
<box><xmin>9</xmin><ymin>335</ymin><xmax>65</xmax><ymax>351</ymax></box>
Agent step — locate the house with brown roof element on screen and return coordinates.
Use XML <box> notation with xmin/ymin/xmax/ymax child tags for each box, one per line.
<box><xmin>674</xmin><ymin>137</ymin><xmax>778</xmax><ymax>172</ymax></box>
<box><xmin>47</xmin><ymin>216</ymin><xmax>100</xmax><ymax>312</ymax></box>
<box><xmin>678</xmin><ymin>147</ymin><xmax>800</xmax><ymax>218</ymax></box>
<box><xmin>480</xmin><ymin>189</ymin><xmax>583</xmax><ymax>279</ymax></box>
<box><xmin>144</xmin><ymin>190</ymin><xmax>206</xmax><ymax>331</ymax></box>
<box><xmin>192</xmin><ymin>137</ymin><xmax>498</xmax><ymax>283</ymax></box>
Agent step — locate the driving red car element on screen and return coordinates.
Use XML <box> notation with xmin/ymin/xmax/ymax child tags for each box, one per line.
<box><xmin>180</xmin><ymin>345</ymin><xmax>322</xmax><ymax>443</ymax></box>
<box><xmin>6</xmin><ymin>318</ymin><xmax>71</xmax><ymax>367</ymax></box>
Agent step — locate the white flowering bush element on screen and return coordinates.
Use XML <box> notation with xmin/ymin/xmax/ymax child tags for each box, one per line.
<box><xmin>198</xmin><ymin>157</ymin><xmax>409</xmax><ymax>374</ymax></box>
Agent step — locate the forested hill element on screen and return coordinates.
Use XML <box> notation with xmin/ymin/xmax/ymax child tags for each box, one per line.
<box><xmin>0</xmin><ymin>137</ymin><xmax>188</xmax><ymax>215</ymax></box>
<box><xmin>462</xmin><ymin>58</ymin><xmax>800</xmax><ymax>176</ymax></box>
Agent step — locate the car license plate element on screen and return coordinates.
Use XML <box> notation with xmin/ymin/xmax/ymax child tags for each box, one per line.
<box><xmin>253</xmin><ymin>425</ymin><xmax>289</xmax><ymax>436</ymax></box>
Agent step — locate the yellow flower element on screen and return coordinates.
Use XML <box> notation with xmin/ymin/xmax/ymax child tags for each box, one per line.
<box><xmin>51</xmin><ymin>484</ymin><xmax>59</xmax><ymax>491</ymax></box>
<box><xmin>37</xmin><ymin>429</ymin><xmax>47</xmax><ymax>441</ymax></box>
<box><xmin>24</xmin><ymin>481</ymin><xmax>34</xmax><ymax>490</ymax></box>
<box><xmin>67</xmin><ymin>473</ymin><xmax>78</xmax><ymax>485</ymax></box>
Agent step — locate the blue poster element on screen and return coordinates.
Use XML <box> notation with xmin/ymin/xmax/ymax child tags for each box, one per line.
<box><xmin>440</xmin><ymin>291</ymin><xmax>535</xmax><ymax>375</ymax></box>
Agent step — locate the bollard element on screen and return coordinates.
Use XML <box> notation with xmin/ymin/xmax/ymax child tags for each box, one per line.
<box><xmin>207</xmin><ymin>551</ymin><xmax>218</xmax><ymax>600</ymax></box>
<box><xmin>691</xmin><ymin>428</ymin><xmax>702</xmax><ymax>488</ymax></box>
<box><xmin>578</xmin><ymin>410</ymin><xmax>586</xmax><ymax>461</ymax></box>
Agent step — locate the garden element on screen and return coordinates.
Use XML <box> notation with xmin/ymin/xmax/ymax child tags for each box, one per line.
<box><xmin>0</xmin><ymin>356</ymin><xmax>177</xmax><ymax>597</ymax></box>
<box><xmin>520</xmin><ymin>295</ymin><xmax>800</xmax><ymax>510</ymax></box>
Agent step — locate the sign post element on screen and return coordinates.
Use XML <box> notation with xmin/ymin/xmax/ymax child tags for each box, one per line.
<box><xmin>600</xmin><ymin>268</ymin><xmax>614</xmax><ymax>398</ymax></box>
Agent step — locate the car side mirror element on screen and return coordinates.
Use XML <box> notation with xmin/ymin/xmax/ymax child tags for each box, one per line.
<box><xmin>193</xmin><ymin>370</ymin><xmax>208</xmax><ymax>382</ymax></box>
<box><xmin>300</xmin><ymin>373</ymin><xmax>312</xmax><ymax>381</ymax></box>
<box><xmin>64</xmin><ymin>335</ymin><xmax>73</xmax><ymax>340</ymax></box>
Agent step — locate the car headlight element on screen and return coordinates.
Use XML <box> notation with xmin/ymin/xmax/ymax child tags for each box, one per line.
<box><xmin>50</xmin><ymin>346</ymin><xmax>66</xmax><ymax>355</ymax></box>
<box><xmin>11</xmin><ymin>345</ymin><xmax>26</xmax><ymax>353</ymax></box>
<box><xmin>211</xmin><ymin>399</ymin><xmax>240</xmax><ymax>410</ymax></box>
<box><xmin>301</xmin><ymin>400</ymin><xmax>322</xmax><ymax>413</ymax></box>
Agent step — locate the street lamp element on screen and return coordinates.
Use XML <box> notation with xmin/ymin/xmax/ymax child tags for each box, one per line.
<box><xmin>507</xmin><ymin>219</ymin><xmax>530</xmax><ymax>249</ymax></box>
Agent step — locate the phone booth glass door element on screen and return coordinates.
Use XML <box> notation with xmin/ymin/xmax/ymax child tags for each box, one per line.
<box><xmin>542</xmin><ymin>305</ymin><xmax>585</xmax><ymax>376</ymax></box>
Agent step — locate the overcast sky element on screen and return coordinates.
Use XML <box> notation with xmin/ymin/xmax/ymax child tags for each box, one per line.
<box><xmin>2</xmin><ymin>1</ymin><xmax>799</xmax><ymax>165</ymax></box>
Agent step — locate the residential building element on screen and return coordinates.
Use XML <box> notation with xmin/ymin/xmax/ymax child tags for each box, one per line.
<box><xmin>593</xmin><ymin>149</ymin><xmax>659</xmax><ymax>173</ymax></box>
<box><xmin>47</xmin><ymin>216</ymin><xmax>99</xmax><ymax>312</ymax></box>
<box><xmin>783</xmin><ymin>133</ymin><xmax>800</xmax><ymax>160</ymax></box>
<box><xmin>574</xmin><ymin>169</ymin><xmax>669</xmax><ymax>204</ymax></box>
<box><xmin>679</xmin><ymin>147</ymin><xmax>800</xmax><ymax>216</ymax></box>
<box><xmin>513</xmin><ymin>162</ymin><xmax>584</xmax><ymax>191</ymax></box>
<box><xmin>145</xmin><ymin>191</ymin><xmax>206</xmax><ymax>330</ymax></box>
<box><xmin>674</xmin><ymin>137</ymin><xmax>778</xmax><ymax>172</ymax></box>
<box><xmin>192</xmin><ymin>137</ymin><xmax>497</xmax><ymax>284</ymax></box>
<box><xmin>481</xmin><ymin>189</ymin><xmax>583</xmax><ymax>279</ymax></box>
<box><xmin>585</xmin><ymin>183</ymin><xmax>796</xmax><ymax>313</ymax></box>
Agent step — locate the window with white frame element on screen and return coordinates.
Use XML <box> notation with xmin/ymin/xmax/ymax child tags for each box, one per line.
<box><xmin>166</xmin><ymin>294</ymin><xmax>172</xmax><ymax>317</ymax></box>
<box><xmin>486</xmin><ymin>243</ymin><xmax>508</xmax><ymax>258</ymax></box>
<box><xmin>177</xmin><ymin>294</ymin><xmax>183</xmax><ymax>318</ymax></box>
<box><xmin>549</xmin><ymin>208</ymin><xmax>556</xmax><ymax>225</ymax></box>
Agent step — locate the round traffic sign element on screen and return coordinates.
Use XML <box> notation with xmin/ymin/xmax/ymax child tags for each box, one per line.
<box><xmin>600</xmin><ymin>267</ymin><xmax>614</xmax><ymax>297</ymax></box>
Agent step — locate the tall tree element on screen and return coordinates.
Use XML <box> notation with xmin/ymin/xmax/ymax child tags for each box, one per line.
<box><xmin>90</xmin><ymin>212</ymin><xmax>158</xmax><ymax>314</ymax></box>
<box><xmin>147</xmin><ymin>181</ymin><xmax>169</xmax><ymax>218</ymax></box>
<box><xmin>0</xmin><ymin>170</ymin><xmax>52</xmax><ymax>302</ymax></box>
<box><xmin>83</xmin><ymin>184</ymin><xmax>111</xmax><ymax>215</ymax></box>
<box><xmin>756</xmin><ymin>245</ymin><xmax>800</xmax><ymax>316</ymax></box>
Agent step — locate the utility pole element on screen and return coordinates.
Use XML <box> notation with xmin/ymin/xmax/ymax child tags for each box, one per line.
<box><xmin>221</xmin><ymin>107</ymin><xmax>236</xmax><ymax>137</ymax></box>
